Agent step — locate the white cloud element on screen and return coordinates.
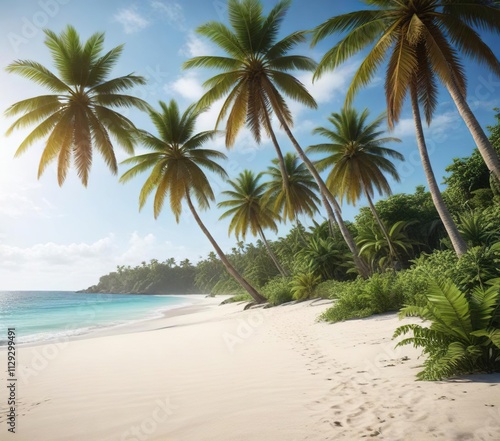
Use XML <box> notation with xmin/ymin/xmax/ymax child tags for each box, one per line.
<box><xmin>180</xmin><ymin>32</ymin><xmax>214</xmax><ymax>57</ymax></box>
<box><xmin>151</xmin><ymin>0</ymin><xmax>186</xmax><ymax>30</ymax></box>
<box><xmin>393</xmin><ymin>111</ymin><xmax>461</xmax><ymax>140</ymax></box>
<box><xmin>114</xmin><ymin>7</ymin><xmax>150</xmax><ymax>34</ymax></box>
<box><xmin>298</xmin><ymin>61</ymin><xmax>360</xmax><ymax>106</ymax></box>
<box><xmin>0</xmin><ymin>232</ymin><xmax>196</xmax><ymax>290</ymax></box>
<box><xmin>392</xmin><ymin>118</ymin><xmax>416</xmax><ymax>138</ymax></box>
<box><xmin>118</xmin><ymin>231</ymin><xmax>157</xmax><ymax>264</ymax></box>
<box><xmin>165</xmin><ymin>72</ymin><xmax>205</xmax><ymax>101</ymax></box>
<box><xmin>0</xmin><ymin>192</ymin><xmax>43</xmax><ymax>218</ymax></box>
<box><xmin>0</xmin><ymin>236</ymin><xmax>116</xmax><ymax>268</ymax></box>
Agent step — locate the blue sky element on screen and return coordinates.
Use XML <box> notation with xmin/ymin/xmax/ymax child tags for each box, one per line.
<box><xmin>0</xmin><ymin>0</ymin><xmax>498</xmax><ymax>290</ymax></box>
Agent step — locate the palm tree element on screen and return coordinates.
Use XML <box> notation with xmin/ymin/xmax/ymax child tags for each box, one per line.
<box><xmin>312</xmin><ymin>0</ymin><xmax>500</xmax><ymax>181</ymax></box>
<box><xmin>357</xmin><ymin>220</ymin><xmax>418</xmax><ymax>271</ymax></box>
<box><xmin>5</xmin><ymin>25</ymin><xmax>150</xmax><ymax>186</ymax></box>
<box><xmin>183</xmin><ymin>0</ymin><xmax>317</xmax><ymax>192</ymax></box>
<box><xmin>263</xmin><ymin>152</ymin><xmax>320</xmax><ymax>224</ymax></box>
<box><xmin>308</xmin><ymin>107</ymin><xmax>403</xmax><ymax>262</ymax></box>
<box><xmin>218</xmin><ymin>170</ymin><xmax>288</xmax><ymax>277</ymax></box>
<box><xmin>310</xmin><ymin>0</ymin><xmax>494</xmax><ymax>256</ymax></box>
<box><xmin>120</xmin><ymin>100</ymin><xmax>266</xmax><ymax>303</ymax></box>
<box><xmin>184</xmin><ymin>0</ymin><xmax>370</xmax><ymax>277</ymax></box>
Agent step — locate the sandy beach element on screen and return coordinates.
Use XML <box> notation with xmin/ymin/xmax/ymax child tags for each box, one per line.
<box><xmin>1</xmin><ymin>297</ymin><xmax>499</xmax><ymax>441</ymax></box>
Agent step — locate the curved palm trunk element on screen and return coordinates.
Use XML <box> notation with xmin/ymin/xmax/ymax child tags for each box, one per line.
<box><xmin>446</xmin><ymin>78</ymin><xmax>500</xmax><ymax>181</ymax></box>
<box><xmin>257</xmin><ymin>226</ymin><xmax>289</xmax><ymax>277</ymax></box>
<box><xmin>364</xmin><ymin>189</ymin><xmax>401</xmax><ymax>268</ymax></box>
<box><xmin>273</xmin><ymin>113</ymin><xmax>371</xmax><ymax>278</ymax></box>
<box><xmin>185</xmin><ymin>192</ymin><xmax>266</xmax><ymax>303</ymax></box>
<box><xmin>410</xmin><ymin>85</ymin><xmax>468</xmax><ymax>257</ymax></box>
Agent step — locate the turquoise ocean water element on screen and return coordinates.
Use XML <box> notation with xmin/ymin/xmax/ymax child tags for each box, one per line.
<box><xmin>0</xmin><ymin>291</ymin><xmax>190</xmax><ymax>346</ymax></box>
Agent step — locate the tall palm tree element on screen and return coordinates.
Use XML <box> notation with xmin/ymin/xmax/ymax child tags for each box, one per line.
<box><xmin>5</xmin><ymin>25</ymin><xmax>150</xmax><ymax>186</ymax></box>
<box><xmin>184</xmin><ymin>0</ymin><xmax>370</xmax><ymax>277</ymax></box>
<box><xmin>311</xmin><ymin>0</ymin><xmax>500</xmax><ymax>181</ymax></box>
<box><xmin>182</xmin><ymin>0</ymin><xmax>317</xmax><ymax>193</ymax></box>
<box><xmin>263</xmin><ymin>152</ymin><xmax>320</xmax><ymax>223</ymax></box>
<box><xmin>308</xmin><ymin>107</ymin><xmax>403</xmax><ymax>261</ymax></box>
<box><xmin>310</xmin><ymin>0</ymin><xmax>493</xmax><ymax>256</ymax></box>
<box><xmin>120</xmin><ymin>100</ymin><xmax>266</xmax><ymax>303</ymax></box>
<box><xmin>218</xmin><ymin>170</ymin><xmax>288</xmax><ymax>277</ymax></box>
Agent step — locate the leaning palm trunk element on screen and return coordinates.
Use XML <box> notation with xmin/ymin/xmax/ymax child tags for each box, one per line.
<box><xmin>446</xmin><ymin>78</ymin><xmax>500</xmax><ymax>181</ymax></box>
<box><xmin>364</xmin><ymin>190</ymin><xmax>401</xmax><ymax>267</ymax></box>
<box><xmin>410</xmin><ymin>85</ymin><xmax>468</xmax><ymax>257</ymax></box>
<box><xmin>319</xmin><ymin>192</ymin><xmax>336</xmax><ymax>236</ymax></box>
<box><xmin>257</xmin><ymin>226</ymin><xmax>289</xmax><ymax>277</ymax></box>
<box><xmin>263</xmin><ymin>102</ymin><xmax>290</xmax><ymax>192</ymax></box>
<box><xmin>274</xmin><ymin>114</ymin><xmax>370</xmax><ymax>278</ymax></box>
<box><xmin>185</xmin><ymin>192</ymin><xmax>266</xmax><ymax>303</ymax></box>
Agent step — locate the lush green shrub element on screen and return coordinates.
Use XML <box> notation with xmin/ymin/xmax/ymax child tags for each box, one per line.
<box><xmin>451</xmin><ymin>244</ymin><xmax>500</xmax><ymax>292</ymax></box>
<box><xmin>368</xmin><ymin>272</ymin><xmax>406</xmax><ymax>313</ymax></box>
<box><xmin>319</xmin><ymin>273</ymin><xmax>405</xmax><ymax>323</ymax></box>
<box><xmin>314</xmin><ymin>280</ymin><xmax>345</xmax><ymax>299</ymax></box>
<box><xmin>394</xmin><ymin>279</ymin><xmax>500</xmax><ymax>380</ymax></box>
<box><xmin>262</xmin><ymin>277</ymin><xmax>293</xmax><ymax>306</ymax></box>
<box><xmin>291</xmin><ymin>272</ymin><xmax>322</xmax><ymax>301</ymax></box>
<box><xmin>458</xmin><ymin>211</ymin><xmax>498</xmax><ymax>246</ymax></box>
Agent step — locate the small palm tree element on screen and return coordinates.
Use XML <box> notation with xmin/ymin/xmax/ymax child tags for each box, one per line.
<box><xmin>263</xmin><ymin>152</ymin><xmax>320</xmax><ymax>223</ymax></box>
<box><xmin>308</xmin><ymin>107</ymin><xmax>403</xmax><ymax>262</ymax></box>
<box><xmin>291</xmin><ymin>272</ymin><xmax>322</xmax><ymax>301</ymax></box>
<box><xmin>218</xmin><ymin>170</ymin><xmax>288</xmax><ymax>277</ymax></box>
<box><xmin>120</xmin><ymin>100</ymin><xmax>265</xmax><ymax>303</ymax></box>
<box><xmin>357</xmin><ymin>220</ymin><xmax>417</xmax><ymax>271</ymax></box>
<box><xmin>5</xmin><ymin>25</ymin><xmax>150</xmax><ymax>186</ymax></box>
<box><xmin>184</xmin><ymin>0</ymin><xmax>370</xmax><ymax>277</ymax></box>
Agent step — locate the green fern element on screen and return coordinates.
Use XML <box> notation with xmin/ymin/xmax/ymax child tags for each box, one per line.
<box><xmin>394</xmin><ymin>279</ymin><xmax>500</xmax><ymax>380</ymax></box>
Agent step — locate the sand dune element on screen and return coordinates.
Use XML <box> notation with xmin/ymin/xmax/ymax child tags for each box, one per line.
<box><xmin>1</xmin><ymin>297</ymin><xmax>499</xmax><ymax>440</ymax></box>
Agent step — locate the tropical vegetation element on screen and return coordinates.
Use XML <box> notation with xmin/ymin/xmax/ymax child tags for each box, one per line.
<box><xmin>6</xmin><ymin>0</ymin><xmax>500</xmax><ymax>381</ymax></box>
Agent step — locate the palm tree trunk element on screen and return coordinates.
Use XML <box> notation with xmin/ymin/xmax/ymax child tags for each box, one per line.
<box><xmin>364</xmin><ymin>189</ymin><xmax>401</xmax><ymax>267</ymax></box>
<box><xmin>446</xmin><ymin>78</ymin><xmax>500</xmax><ymax>181</ymax></box>
<box><xmin>319</xmin><ymin>191</ymin><xmax>336</xmax><ymax>236</ymax></box>
<box><xmin>295</xmin><ymin>219</ymin><xmax>308</xmax><ymax>246</ymax></box>
<box><xmin>185</xmin><ymin>192</ymin><xmax>266</xmax><ymax>303</ymax></box>
<box><xmin>263</xmin><ymin>105</ymin><xmax>290</xmax><ymax>192</ymax></box>
<box><xmin>273</xmin><ymin>113</ymin><xmax>371</xmax><ymax>278</ymax></box>
<box><xmin>257</xmin><ymin>226</ymin><xmax>289</xmax><ymax>277</ymax></box>
<box><xmin>410</xmin><ymin>85</ymin><xmax>468</xmax><ymax>257</ymax></box>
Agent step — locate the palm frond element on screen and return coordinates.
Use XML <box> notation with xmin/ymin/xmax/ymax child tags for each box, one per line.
<box><xmin>5</xmin><ymin>60</ymin><xmax>69</xmax><ymax>92</ymax></box>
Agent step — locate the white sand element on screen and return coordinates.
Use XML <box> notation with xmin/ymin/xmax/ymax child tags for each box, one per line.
<box><xmin>1</xmin><ymin>297</ymin><xmax>499</xmax><ymax>441</ymax></box>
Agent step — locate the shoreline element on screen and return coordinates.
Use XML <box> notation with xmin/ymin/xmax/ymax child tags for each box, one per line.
<box><xmin>0</xmin><ymin>294</ymin><xmax>224</xmax><ymax>350</ymax></box>
<box><xmin>0</xmin><ymin>299</ymin><xmax>499</xmax><ymax>440</ymax></box>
